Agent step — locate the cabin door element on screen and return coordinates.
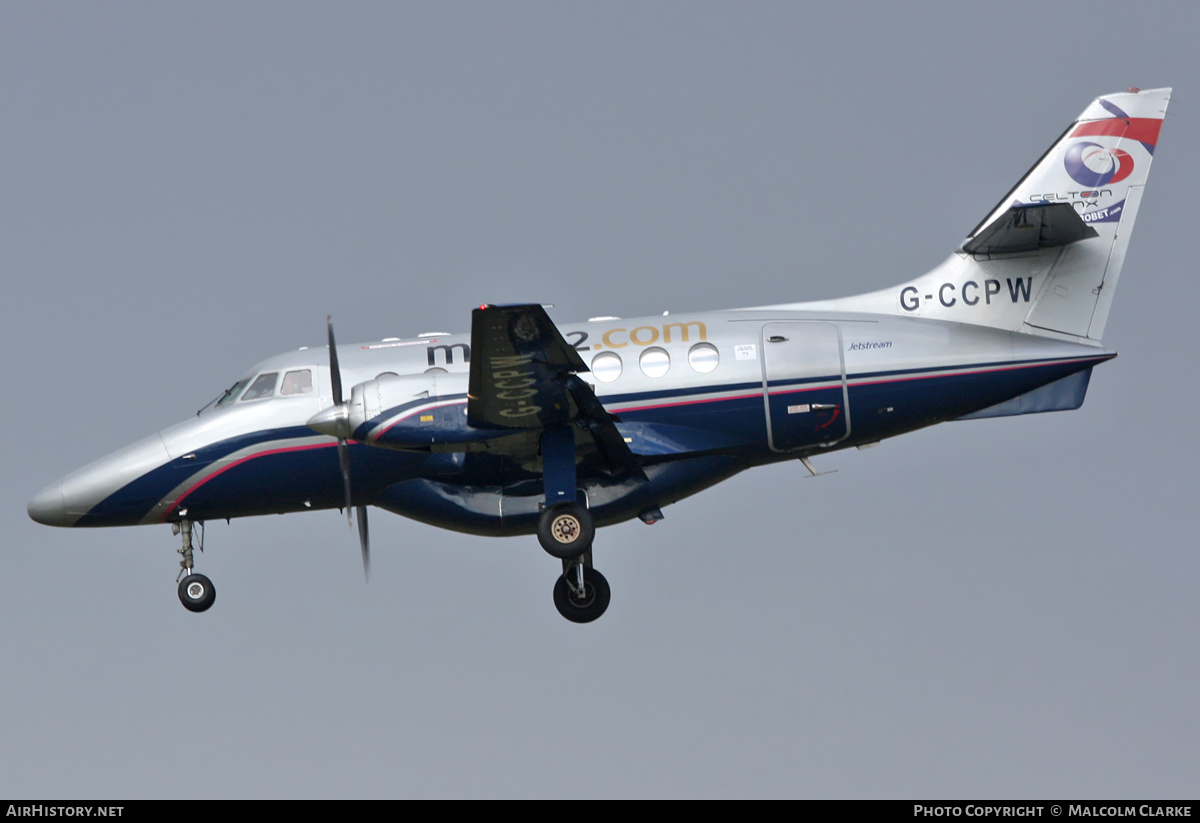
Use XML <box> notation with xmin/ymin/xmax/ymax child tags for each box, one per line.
<box><xmin>761</xmin><ymin>322</ymin><xmax>850</xmax><ymax>452</ymax></box>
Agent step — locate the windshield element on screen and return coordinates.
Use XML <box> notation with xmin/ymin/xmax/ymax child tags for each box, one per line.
<box><xmin>214</xmin><ymin>378</ymin><xmax>252</xmax><ymax>409</ymax></box>
<box><xmin>200</xmin><ymin>368</ymin><xmax>312</xmax><ymax>415</ymax></box>
<box><xmin>240</xmin><ymin>372</ymin><xmax>279</xmax><ymax>401</ymax></box>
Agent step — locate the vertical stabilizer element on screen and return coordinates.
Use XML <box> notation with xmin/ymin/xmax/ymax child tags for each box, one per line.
<box><xmin>792</xmin><ymin>88</ymin><xmax>1170</xmax><ymax>343</ymax></box>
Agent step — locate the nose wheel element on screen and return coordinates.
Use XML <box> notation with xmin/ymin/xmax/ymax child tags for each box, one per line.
<box><xmin>178</xmin><ymin>573</ymin><xmax>216</xmax><ymax>612</ymax></box>
<box><xmin>174</xmin><ymin>518</ymin><xmax>216</xmax><ymax>613</ymax></box>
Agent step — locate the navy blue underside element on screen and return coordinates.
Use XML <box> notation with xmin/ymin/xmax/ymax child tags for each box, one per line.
<box><xmin>76</xmin><ymin>356</ymin><xmax>1107</xmax><ymax>526</ymax></box>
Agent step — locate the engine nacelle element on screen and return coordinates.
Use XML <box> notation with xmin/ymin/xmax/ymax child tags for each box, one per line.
<box><xmin>309</xmin><ymin>371</ymin><xmax>533</xmax><ymax>450</ymax></box>
<box><xmin>346</xmin><ymin>372</ymin><xmax>510</xmax><ymax>450</ymax></box>
<box><xmin>348</xmin><ymin>373</ymin><xmax>463</xmax><ymax>430</ymax></box>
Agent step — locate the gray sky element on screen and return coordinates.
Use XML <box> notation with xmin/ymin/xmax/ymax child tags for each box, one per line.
<box><xmin>2</xmin><ymin>2</ymin><xmax>1197</xmax><ymax>798</ymax></box>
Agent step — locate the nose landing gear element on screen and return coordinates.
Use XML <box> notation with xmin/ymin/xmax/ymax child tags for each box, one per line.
<box><xmin>174</xmin><ymin>519</ymin><xmax>215</xmax><ymax>613</ymax></box>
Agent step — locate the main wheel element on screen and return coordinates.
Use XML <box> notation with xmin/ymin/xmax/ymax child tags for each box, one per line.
<box><xmin>537</xmin><ymin>501</ymin><xmax>594</xmax><ymax>559</ymax></box>
<box><xmin>553</xmin><ymin>567</ymin><xmax>611</xmax><ymax>623</ymax></box>
<box><xmin>178</xmin><ymin>573</ymin><xmax>216</xmax><ymax>613</ymax></box>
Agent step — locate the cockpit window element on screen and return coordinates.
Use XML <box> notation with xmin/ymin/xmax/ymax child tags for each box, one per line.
<box><xmin>240</xmin><ymin>372</ymin><xmax>279</xmax><ymax>401</ymax></box>
<box><xmin>215</xmin><ymin>378</ymin><xmax>251</xmax><ymax>408</ymax></box>
<box><xmin>280</xmin><ymin>369</ymin><xmax>313</xmax><ymax>396</ymax></box>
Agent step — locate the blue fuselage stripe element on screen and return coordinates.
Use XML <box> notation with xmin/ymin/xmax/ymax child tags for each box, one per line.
<box><xmin>75</xmin><ymin>354</ymin><xmax>1108</xmax><ymax>526</ymax></box>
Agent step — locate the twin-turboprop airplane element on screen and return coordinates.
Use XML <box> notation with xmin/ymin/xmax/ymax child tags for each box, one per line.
<box><xmin>28</xmin><ymin>88</ymin><xmax>1170</xmax><ymax>622</ymax></box>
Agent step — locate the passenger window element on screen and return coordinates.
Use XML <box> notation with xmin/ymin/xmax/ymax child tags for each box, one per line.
<box><xmin>240</xmin><ymin>372</ymin><xmax>279</xmax><ymax>401</ymax></box>
<box><xmin>280</xmin><ymin>369</ymin><xmax>313</xmax><ymax>396</ymax></box>
<box><xmin>688</xmin><ymin>342</ymin><xmax>719</xmax><ymax>374</ymax></box>
<box><xmin>591</xmin><ymin>352</ymin><xmax>622</xmax><ymax>383</ymax></box>
<box><xmin>639</xmin><ymin>347</ymin><xmax>670</xmax><ymax>378</ymax></box>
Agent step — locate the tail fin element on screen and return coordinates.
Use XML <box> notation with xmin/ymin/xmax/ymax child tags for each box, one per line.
<box><xmin>803</xmin><ymin>87</ymin><xmax>1170</xmax><ymax>343</ymax></box>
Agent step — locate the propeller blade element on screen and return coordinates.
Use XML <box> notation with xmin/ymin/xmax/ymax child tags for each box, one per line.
<box><xmin>326</xmin><ymin>315</ymin><xmax>354</xmax><ymax>527</ymax></box>
<box><xmin>338</xmin><ymin>438</ymin><xmax>353</xmax><ymax>528</ymax></box>
<box><xmin>327</xmin><ymin>314</ymin><xmax>343</xmax><ymax>403</ymax></box>
<box><xmin>326</xmin><ymin>315</ymin><xmax>363</xmax><ymax>568</ymax></box>
<box><xmin>356</xmin><ymin>504</ymin><xmax>370</xmax><ymax>582</ymax></box>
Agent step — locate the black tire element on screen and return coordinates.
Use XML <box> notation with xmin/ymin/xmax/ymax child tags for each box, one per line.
<box><xmin>178</xmin><ymin>573</ymin><xmax>216</xmax><ymax>613</ymax></box>
<box><xmin>553</xmin><ymin>567</ymin><xmax>611</xmax><ymax>623</ymax></box>
<box><xmin>536</xmin><ymin>501</ymin><xmax>594</xmax><ymax>559</ymax></box>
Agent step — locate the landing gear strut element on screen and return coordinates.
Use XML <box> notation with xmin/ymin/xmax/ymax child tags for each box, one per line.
<box><xmin>537</xmin><ymin>425</ymin><xmax>610</xmax><ymax>621</ymax></box>
<box><xmin>538</xmin><ymin>504</ymin><xmax>609</xmax><ymax>622</ymax></box>
<box><xmin>553</xmin><ymin>552</ymin><xmax>610</xmax><ymax>623</ymax></box>
<box><xmin>174</xmin><ymin>519</ymin><xmax>215</xmax><ymax>613</ymax></box>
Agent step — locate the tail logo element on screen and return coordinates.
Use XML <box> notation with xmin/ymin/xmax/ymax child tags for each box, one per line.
<box><xmin>1064</xmin><ymin>141</ymin><xmax>1134</xmax><ymax>187</ymax></box>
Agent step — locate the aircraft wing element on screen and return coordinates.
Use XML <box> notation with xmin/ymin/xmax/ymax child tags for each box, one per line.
<box><xmin>467</xmin><ymin>304</ymin><xmax>644</xmax><ymax>478</ymax></box>
<box><xmin>467</xmin><ymin>303</ymin><xmax>587</xmax><ymax>429</ymax></box>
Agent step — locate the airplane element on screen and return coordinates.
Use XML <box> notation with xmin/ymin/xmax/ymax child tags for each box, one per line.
<box><xmin>28</xmin><ymin>87</ymin><xmax>1170</xmax><ymax>623</ymax></box>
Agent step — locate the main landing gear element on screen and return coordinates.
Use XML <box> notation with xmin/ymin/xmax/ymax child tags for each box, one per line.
<box><xmin>537</xmin><ymin>503</ymin><xmax>610</xmax><ymax>623</ymax></box>
<box><xmin>554</xmin><ymin>553</ymin><xmax>611</xmax><ymax>624</ymax></box>
<box><xmin>536</xmin><ymin>424</ymin><xmax>616</xmax><ymax>623</ymax></box>
<box><xmin>174</xmin><ymin>519</ymin><xmax>215</xmax><ymax>613</ymax></box>
<box><xmin>537</xmin><ymin>501</ymin><xmax>594</xmax><ymax>559</ymax></box>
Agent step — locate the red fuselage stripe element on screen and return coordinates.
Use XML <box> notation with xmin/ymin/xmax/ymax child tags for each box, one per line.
<box><xmin>159</xmin><ymin>441</ymin><xmax>336</xmax><ymax>522</ymax></box>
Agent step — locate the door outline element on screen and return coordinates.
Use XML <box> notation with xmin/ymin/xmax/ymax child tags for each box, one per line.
<box><xmin>760</xmin><ymin>322</ymin><xmax>851</xmax><ymax>452</ymax></box>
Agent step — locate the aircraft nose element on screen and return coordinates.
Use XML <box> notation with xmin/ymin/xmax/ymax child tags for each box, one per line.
<box><xmin>28</xmin><ymin>479</ymin><xmax>69</xmax><ymax>527</ymax></box>
<box><xmin>29</xmin><ymin>434</ymin><xmax>173</xmax><ymax>528</ymax></box>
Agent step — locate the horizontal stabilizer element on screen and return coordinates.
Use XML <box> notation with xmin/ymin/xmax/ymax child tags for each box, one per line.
<box><xmin>961</xmin><ymin>203</ymin><xmax>1098</xmax><ymax>257</ymax></box>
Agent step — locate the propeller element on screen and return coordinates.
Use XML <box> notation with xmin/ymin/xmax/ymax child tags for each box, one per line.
<box><xmin>323</xmin><ymin>315</ymin><xmax>371</xmax><ymax>582</ymax></box>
